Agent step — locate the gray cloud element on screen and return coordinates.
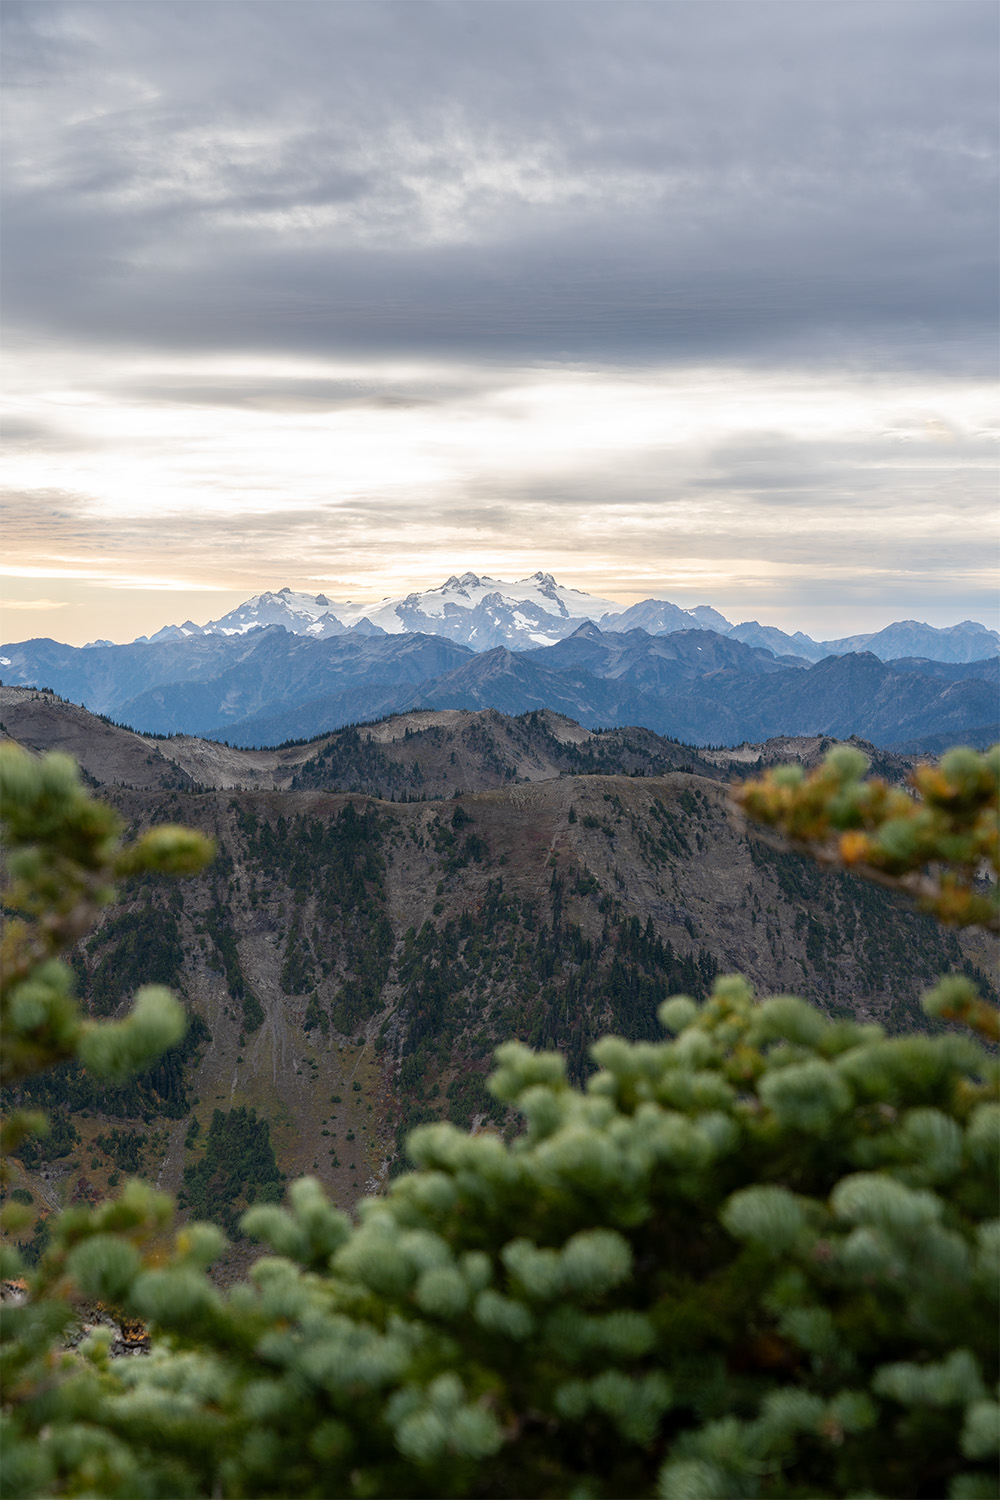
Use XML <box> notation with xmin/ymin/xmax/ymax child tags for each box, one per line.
<box><xmin>2</xmin><ymin>1</ymin><xmax>996</xmax><ymax>371</ymax></box>
<box><xmin>2</xmin><ymin>1</ymin><xmax>996</xmax><ymax>644</ymax></box>
<box><xmin>110</xmin><ymin>378</ymin><xmax>441</xmax><ymax>412</ymax></box>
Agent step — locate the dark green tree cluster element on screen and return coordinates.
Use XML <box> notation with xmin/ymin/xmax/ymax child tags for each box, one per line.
<box><xmin>290</xmin><ymin>726</ymin><xmax>404</xmax><ymax>797</ymax></box>
<box><xmin>10</xmin><ymin>1113</ymin><xmax>79</xmax><ymax>1171</ymax></box>
<box><xmin>196</xmin><ymin>896</ymin><xmax>264</xmax><ymax>1037</ymax></box>
<box><xmin>178</xmin><ymin>1105</ymin><xmax>284</xmax><ymax>1234</ymax></box>
<box><xmin>11</xmin><ymin>1014</ymin><xmax>210</xmax><ymax>1124</ymax></box>
<box><xmin>84</xmin><ymin>906</ymin><xmax>185</xmax><ymax>1017</ymax></box>
<box><xmin>236</xmin><ymin>802</ymin><xmax>393</xmax><ymax>1034</ymax></box>
<box><xmin>1</xmin><ymin>742</ymin><xmax>997</xmax><ymax>1499</ymax></box>
<box><xmin>92</xmin><ymin>1128</ymin><xmax>148</xmax><ymax>1176</ymax></box>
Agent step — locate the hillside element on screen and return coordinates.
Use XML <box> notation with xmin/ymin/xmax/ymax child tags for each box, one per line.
<box><xmin>2</xmin><ymin>691</ymin><xmax>995</xmax><ymax>1269</ymax></box>
<box><xmin>0</xmin><ymin>686</ymin><xmax>904</xmax><ymax>796</ymax></box>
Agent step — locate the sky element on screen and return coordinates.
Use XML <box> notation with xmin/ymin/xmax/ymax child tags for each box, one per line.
<box><xmin>2</xmin><ymin>0</ymin><xmax>997</xmax><ymax>648</ymax></box>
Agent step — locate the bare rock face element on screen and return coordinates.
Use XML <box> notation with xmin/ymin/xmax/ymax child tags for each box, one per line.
<box><xmin>2</xmin><ymin>1276</ymin><xmax>149</xmax><ymax>1358</ymax></box>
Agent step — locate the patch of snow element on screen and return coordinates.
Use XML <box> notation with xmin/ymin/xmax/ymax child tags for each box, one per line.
<box><xmin>126</xmin><ymin>572</ymin><xmax>652</xmax><ymax>652</ymax></box>
<box><xmin>333</xmin><ymin>573</ymin><xmax>619</xmax><ymax>636</ymax></box>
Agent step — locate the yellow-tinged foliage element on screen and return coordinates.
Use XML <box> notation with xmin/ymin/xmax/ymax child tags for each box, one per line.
<box><xmin>733</xmin><ymin>743</ymin><xmax>999</xmax><ymax>933</ymax></box>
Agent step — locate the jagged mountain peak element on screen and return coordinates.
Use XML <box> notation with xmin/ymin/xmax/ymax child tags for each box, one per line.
<box><xmin>103</xmin><ymin>572</ymin><xmax>1000</xmax><ymax>665</ymax></box>
<box><xmin>688</xmin><ymin>604</ymin><xmax>733</xmax><ymax>632</ymax></box>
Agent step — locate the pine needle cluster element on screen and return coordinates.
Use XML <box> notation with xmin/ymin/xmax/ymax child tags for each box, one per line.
<box><xmin>733</xmin><ymin>744</ymin><xmax>999</xmax><ymax>936</ymax></box>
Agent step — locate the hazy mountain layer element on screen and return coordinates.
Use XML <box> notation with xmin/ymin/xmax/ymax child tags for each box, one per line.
<box><xmin>5</xmin><ymin>623</ymin><xmax>994</xmax><ymax>751</ymax></box>
<box><xmin>215</xmin><ymin>634</ymin><xmax>997</xmax><ymax>751</ymax></box>
<box><xmin>0</xmin><ymin>629</ymin><xmax>471</xmax><ymax>730</ymax></box>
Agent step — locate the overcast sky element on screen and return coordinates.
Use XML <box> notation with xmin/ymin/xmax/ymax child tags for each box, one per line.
<box><xmin>2</xmin><ymin>0</ymin><xmax>996</xmax><ymax>645</ymax></box>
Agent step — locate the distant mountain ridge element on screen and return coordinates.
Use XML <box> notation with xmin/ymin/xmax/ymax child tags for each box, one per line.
<box><xmin>4</xmin><ymin>621</ymin><xmax>995</xmax><ymax>752</ymax></box>
<box><xmin>95</xmin><ymin>571</ymin><xmax>998</xmax><ymax>664</ymax></box>
<box><xmin>137</xmin><ymin>572</ymin><xmax>622</xmax><ymax>652</ymax></box>
<box><xmin>4</xmin><ymin>571</ymin><xmax>995</xmax><ymax>753</ymax></box>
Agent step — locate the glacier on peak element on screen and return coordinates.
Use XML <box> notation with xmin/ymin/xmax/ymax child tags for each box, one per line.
<box><xmin>129</xmin><ymin>572</ymin><xmax>625</xmax><ymax>651</ymax></box>
<box><xmin>114</xmin><ymin>572</ymin><xmax>1000</xmax><ymax>665</ymax></box>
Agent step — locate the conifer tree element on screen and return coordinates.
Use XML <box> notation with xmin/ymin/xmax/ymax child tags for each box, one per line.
<box><xmin>1</xmin><ymin>741</ymin><xmax>997</xmax><ymax>1499</ymax></box>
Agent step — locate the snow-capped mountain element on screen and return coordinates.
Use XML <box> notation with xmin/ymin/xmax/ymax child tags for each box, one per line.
<box><xmin>119</xmin><ymin>572</ymin><xmax>1000</xmax><ymax>664</ymax></box>
<box><xmin>333</xmin><ymin>572</ymin><xmax>621</xmax><ymax>639</ymax></box>
<box><xmin>138</xmin><ymin>589</ymin><xmax>348</xmax><ymax>643</ymax></box>
<box><xmin>136</xmin><ymin>573</ymin><xmax>630</xmax><ymax>653</ymax></box>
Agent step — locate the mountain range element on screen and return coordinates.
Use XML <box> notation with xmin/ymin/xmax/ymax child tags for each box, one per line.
<box><xmin>84</xmin><ymin>571</ymin><xmax>997</xmax><ymax>663</ymax></box>
<box><xmin>4</xmin><ymin>572</ymin><xmax>996</xmax><ymax>755</ymax></box>
<box><xmin>2</xmin><ymin>620</ymin><xmax>996</xmax><ymax>753</ymax></box>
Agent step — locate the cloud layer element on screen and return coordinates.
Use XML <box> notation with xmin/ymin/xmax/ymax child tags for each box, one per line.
<box><xmin>2</xmin><ymin>1</ymin><xmax>996</xmax><ymax>643</ymax></box>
